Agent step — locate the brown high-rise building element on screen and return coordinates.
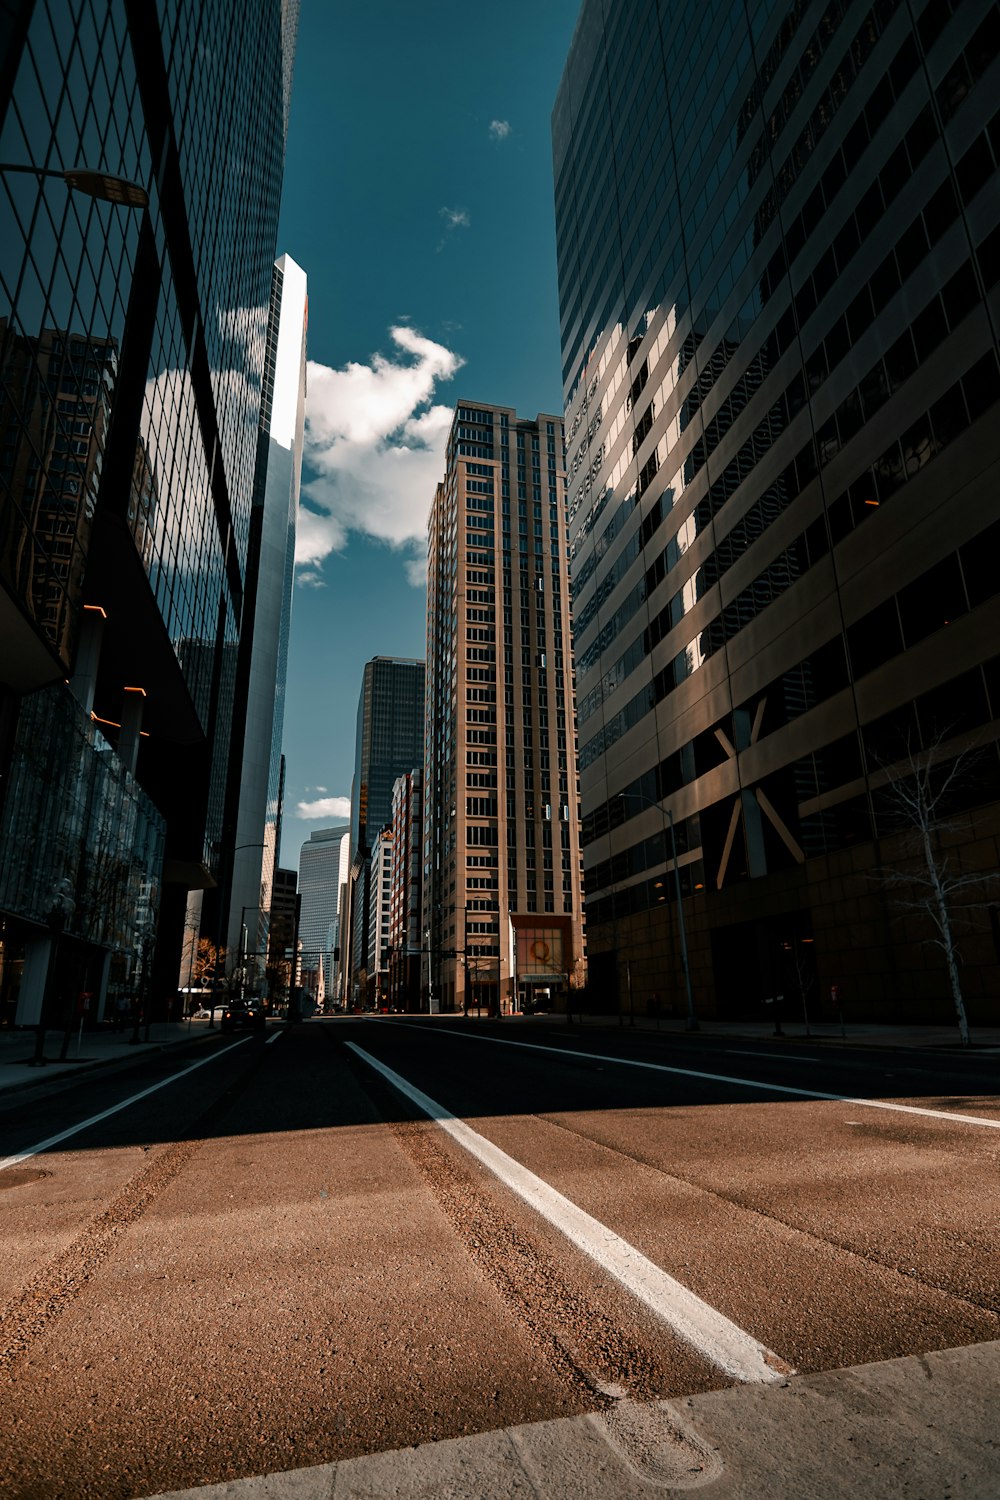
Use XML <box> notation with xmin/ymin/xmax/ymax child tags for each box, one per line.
<box><xmin>424</xmin><ymin>404</ymin><xmax>585</xmax><ymax>1014</ymax></box>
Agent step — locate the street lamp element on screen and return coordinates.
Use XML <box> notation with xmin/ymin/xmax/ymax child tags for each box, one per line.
<box><xmin>28</xmin><ymin>878</ymin><xmax>76</xmax><ymax>1066</ymax></box>
<box><xmin>619</xmin><ymin>791</ymin><xmax>698</xmax><ymax>1030</ymax></box>
<box><xmin>0</xmin><ymin>162</ymin><xmax>148</xmax><ymax>208</ymax></box>
<box><xmin>129</xmin><ymin>914</ymin><xmax>156</xmax><ymax>1045</ymax></box>
<box><xmin>238</xmin><ymin>904</ymin><xmax>261</xmax><ymax>1000</ymax></box>
<box><xmin>210</xmin><ymin>840</ymin><xmax>266</xmax><ymax>1028</ymax></box>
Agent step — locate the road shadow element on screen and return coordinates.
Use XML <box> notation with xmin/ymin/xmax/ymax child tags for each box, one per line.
<box><xmin>2</xmin><ymin>1016</ymin><xmax>998</xmax><ymax>1161</ymax></box>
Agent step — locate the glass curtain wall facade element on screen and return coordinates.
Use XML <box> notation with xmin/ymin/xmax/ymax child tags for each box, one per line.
<box><xmin>0</xmin><ymin>0</ymin><xmax>296</xmax><ymax>1025</ymax></box>
<box><xmin>554</xmin><ymin>0</ymin><xmax>1000</xmax><ymax>1022</ymax></box>
<box><xmin>424</xmin><ymin>404</ymin><xmax>585</xmax><ymax>1016</ymax></box>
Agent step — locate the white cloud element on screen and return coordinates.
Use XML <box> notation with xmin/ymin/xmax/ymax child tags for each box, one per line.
<box><xmin>489</xmin><ymin>119</ymin><xmax>511</xmax><ymax>141</ymax></box>
<box><xmin>296</xmin><ymin>326</ymin><xmax>463</xmax><ymax>585</ymax></box>
<box><xmin>295</xmin><ymin>795</ymin><xmax>352</xmax><ymax>820</ymax></box>
<box><xmin>138</xmin><ymin>303</ymin><xmax>268</xmax><ymax>574</ymax></box>
<box><xmin>439</xmin><ymin>205</ymin><xmax>470</xmax><ymax>229</ymax></box>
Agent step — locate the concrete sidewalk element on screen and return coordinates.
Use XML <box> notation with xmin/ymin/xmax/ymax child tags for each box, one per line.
<box><xmin>548</xmin><ymin>1011</ymin><xmax>1000</xmax><ymax>1053</ymax></box>
<box><xmin>0</xmin><ymin>1014</ymin><xmax>230</xmax><ymax>1096</ymax></box>
<box><xmin>148</xmin><ymin>1339</ymin><xmax>1000</xmax><ymax>1499</ymax></box>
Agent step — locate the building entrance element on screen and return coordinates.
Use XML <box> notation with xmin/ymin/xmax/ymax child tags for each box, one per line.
<box><xmin>711</xmin><ymin>912</ymin><xmax>818</xmax><ymax>1025</ymax></box>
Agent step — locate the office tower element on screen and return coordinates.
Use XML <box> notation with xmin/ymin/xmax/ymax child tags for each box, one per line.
<box><xmin>424</xmin><ymin>404</ymin><xmax>585</xmax><ymax>1015</ymax></box>
<box><xmin>331</xmin><ymin>828</ymin><xmax>351</xmax><ymax>1005</ymax></box>
<box><xmin>225</xmin><ymin>255</ymin><xmax>307</xmax><ymax>976</ymax></box>
<box><xmin>298</xmin><ymin>825</ymin><xmax>348</xmax><ymax>994</ymax></box>
<box><xmin>0</xmin><ymin>2</ymin><xmax>297</xmax><ymax>1029</ymax></box>
<box><xmin>346</xmin><ymin>657</ymin><xmax>425</xmax><ymax>999</ymax></box>
<box><xmin>266</xmin><ymin>862</ymin><xmax>297</xmax><ymax>1013</ymax></box>
<box><xmin>553</xmin><ymin>0</ymin><xmax>1000</xmax><ymax>1022</ymax></box>
<box><xmin>268</xmin><ymin>866</ymin><xmax>298</xmax><ymax>956</ymax></box>
<box><xmin>387</xmin><ymin>769</ymin><xmax>423</xmax><ymax>1010</ymax></box>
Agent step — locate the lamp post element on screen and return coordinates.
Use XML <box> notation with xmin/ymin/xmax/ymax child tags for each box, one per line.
<box><xmin>619</xmin><ymin>791</ymin><xmax>698</xmax><ymax>1030</ymax></box>
<box><xmin>129</xmin><ymin>914</ymin><xmax>156</xmax><ymax>1045</ymax></box>
<box><xmin>238</xmin><ymin>904</ymin><xmax>260</xmax><ymax>1000</ymax></box>
<box><xmin>28</xmin><ymin>879</ymin><xmax>76</xmax><ymax>1066</ymax></box>
<box><xmin>423</xmin><ymin>927</ymin><xmax>433</xmax><ymax>1012</ymax></box>
<box><xmin>211</xmin><ymin>840</ymin><xmax>266</xmax><ymax>1028</ymax></box>
<box><xmin>462</xmin><ymin>906</ymin><xmax>470</xmax><ymax>1018</ymax></box>
<box><xmin>0</xmin><ymin>163</ymin><xmax>149</xmax><ymax>207</ymax></box>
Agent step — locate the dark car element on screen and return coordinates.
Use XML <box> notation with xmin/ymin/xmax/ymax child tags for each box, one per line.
<box><xmin>220</xmin><ymin>1000</ymin><xmax>266</xmax><ymax>1034</ymax></box>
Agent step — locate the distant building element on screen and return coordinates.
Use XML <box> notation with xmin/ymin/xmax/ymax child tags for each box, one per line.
<box><xmin>388</xmin><ymin>770</ymin><xmax>423</xmax><ymax>1010</ymax></box>
<box><xmin>424</xmin><ymin>404</ymin><xmax>585</xmax><ymax>1014</ymax></box>
<box><xmin>298</xmin><ymin>826</ymin><xmax>349</xmax><ymax>995</ymax></box>
<box><xmin>553</xmin><ymin>0</ymin><xmax>1000</xmax><ymax>1021</ymax></box>
<box><xmin>367</xmin><ymin>826</ymin><xmax>394</xmax><ymax>1005</ymax></box>
<box><xmin>268</xmin><ymin>867</ymin><xmax>298</xmax><ymax>965</ymax></box>
<box><xmin>332</xmin><ymin>829</ymin><xmax>351</xmax><ymax>1003</ymax></box>
<box><xmin>347</xmin><ymin>658</ymin><xmax>425</xmax><ymax>997</ymax></box>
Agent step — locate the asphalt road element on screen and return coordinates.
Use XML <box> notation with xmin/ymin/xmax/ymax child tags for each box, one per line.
<box><xmin>0</xmin><ymin>1017</ymin><xmax>998</xmax><ymax>1497</ymax></box>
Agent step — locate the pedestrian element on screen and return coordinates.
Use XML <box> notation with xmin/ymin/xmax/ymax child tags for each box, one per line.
<box><xmin>112</xmin><ymin>994</ymin><xmax>130</xmax><ymax>1033</ymax></box>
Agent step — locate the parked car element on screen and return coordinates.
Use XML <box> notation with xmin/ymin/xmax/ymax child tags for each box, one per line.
<box><xmin>220</xmin><ymin>1000</ymin><xmax>266</xmax><ymax>1034</ymax></box>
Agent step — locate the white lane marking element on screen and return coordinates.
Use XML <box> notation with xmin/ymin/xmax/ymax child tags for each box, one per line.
<box><xmin>346</xmin><ymin>1040</ymin><xmax>791</xmax><ymax>1385</ymax></box>
<box><xmin>0</xmin><ymin>1038</ymin><xmax>253</xmax><ymax>1172</ymax></box>
<box><xmin>384</xmin><ymin>1023</ymin><xmax>1000</xmax><ymax>1131</ymax></box>
<box><xmin>725</xmin><ymin>1050</ymin><xmax>821</xmax><ymax>1063</ymax></box>
<box><xmin>266</xmin><ymin>1029</ymin><xmax>284</xmax><ymax>1045</ymax></box>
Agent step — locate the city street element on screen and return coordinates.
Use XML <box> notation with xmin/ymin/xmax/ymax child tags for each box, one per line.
<box><xmin>0</xmin><ymin>1017</ymin><xmax>998</xmax><ymax>1497</ymax></box>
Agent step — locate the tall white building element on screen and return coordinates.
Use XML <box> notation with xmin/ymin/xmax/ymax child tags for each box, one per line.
<box><xmin>332</xmin><ymin>829</ymin><xmax>351</xmax><ymax>1002</ymax></box>
<box><xmin>182</xmin><ymin>253</ymin><xmax>307</xmax><ymax>998</ymax></box>
<box><xmin>227</xmin><ymin>254</ymin><xmax>308</xmax><ymax>974</ymax></box>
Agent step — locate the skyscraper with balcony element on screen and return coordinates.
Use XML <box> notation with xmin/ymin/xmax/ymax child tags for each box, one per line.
<box><xmin>424</xmin><ymin>404</ymin><xmax>585</xmax><ymax>1014</ymax></box>
<box><xmin>553</xmin><ymin>0</ymin><xmax>1000</xmax><ymax>1022</ymax></box>
<box><xmin>0</xmin><ymin>1</ymin><xmax>297</xmax><ymax>1029</ymax></box>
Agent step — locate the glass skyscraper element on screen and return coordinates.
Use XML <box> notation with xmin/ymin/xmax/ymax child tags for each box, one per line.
<box><xmin>0</xmin><ymin>1</ymin><xmax>297</xmax><ymax>1027</ymax></box>
<box><xmin>554</xmin><ymin>0</ymin><xmax>1000</xmax><ymax>1022</ymax></box>
<box><xmin>346</xmin><ymin>657</ymin><xmax>425</xmax><ymax>1002</ymax></box>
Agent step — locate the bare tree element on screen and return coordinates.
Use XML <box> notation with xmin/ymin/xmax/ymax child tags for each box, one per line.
<box><xmin>191</xmin><ymin>937</ymin><xmax>225</xmax><ymax>987</ymax></box>
<box><xmin>872</xmin><ymin>734</ymin><xmax>999</xmax><ymax>1046</ymax></box>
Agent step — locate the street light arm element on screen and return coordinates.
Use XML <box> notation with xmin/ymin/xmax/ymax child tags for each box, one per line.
<box><xmin>0</xmin><ymin>162</ymin><xmax>148</xmax><ymax>207</ymax></box>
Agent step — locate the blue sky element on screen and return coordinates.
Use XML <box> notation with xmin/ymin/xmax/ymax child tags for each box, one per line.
<box><xmin>275</xmin><ymin>1</ymin><xmax>581</xmax><ymax>867</ymax></box>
